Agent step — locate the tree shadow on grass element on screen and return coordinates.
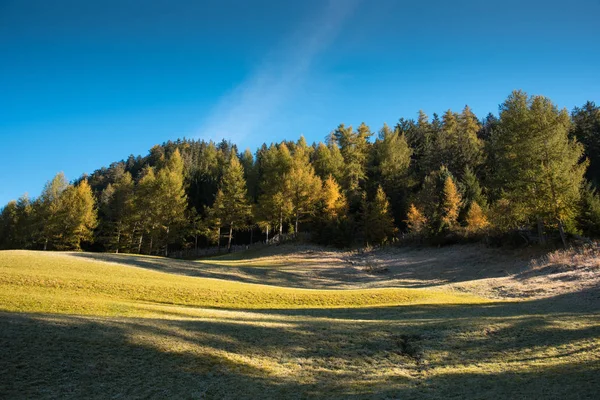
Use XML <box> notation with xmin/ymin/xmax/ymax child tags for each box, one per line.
<box><xmin>69</xmin><ymin>252</ymin><xmax>349</xmax><ymax>289</ymax></box>
<box><xmin>2</xmin><ymin>290</ymin><xmax>599</xmax><ymax>400</ymax></box>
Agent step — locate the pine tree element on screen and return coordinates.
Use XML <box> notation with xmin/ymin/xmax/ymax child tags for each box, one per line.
<box><xmin>212</xmin><ymin>154</ymin><xmax>251</xmax><ymax>251</ymax></box>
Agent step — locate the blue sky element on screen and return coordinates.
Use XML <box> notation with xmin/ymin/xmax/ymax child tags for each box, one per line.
<box><xmin>1</xmin><ymin>0</ymin><xmax>599</xmax><ymax>205</ymax></box>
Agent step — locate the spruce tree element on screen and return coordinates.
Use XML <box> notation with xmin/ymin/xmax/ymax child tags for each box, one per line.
<box><xmin>571</xmin><ymin>101</ymin><xmax>600</xmax><ymax>187</ymax></box>
<box><xmin>577</xmin><ymin>182</ymin><xmax>600</xmax><ymax>237</ymax></box>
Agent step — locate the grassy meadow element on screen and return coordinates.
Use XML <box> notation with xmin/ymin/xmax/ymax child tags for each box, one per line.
<box><xmin>1</xmin><ymin>248</ymin><xmax>599</xmax><ymax>399</ymax></box>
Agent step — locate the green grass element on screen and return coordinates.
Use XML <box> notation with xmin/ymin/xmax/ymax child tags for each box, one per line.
<box><xmin>0</xmin><ymin>251</ymin><xmax>483</xmax><ymax>317</ymax></box>
<box><xmin>0</xmin><ymin>249</ymin><xmax>599</xmax><ymax>399</ymax></box>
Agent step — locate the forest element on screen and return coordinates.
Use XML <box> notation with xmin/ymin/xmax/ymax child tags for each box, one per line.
<box><xmin>1</xmin><ymin>90</ymin><xmax>600</xmax><ymax>254</ymax></box>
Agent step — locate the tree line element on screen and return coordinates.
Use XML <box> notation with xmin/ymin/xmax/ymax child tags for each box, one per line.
<box><xmin>1</xmin><ymin>90</ymin><xmax>600</xmax><ymax>253</ymax></box>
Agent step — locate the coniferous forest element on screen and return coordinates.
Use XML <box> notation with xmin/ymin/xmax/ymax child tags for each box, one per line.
<box><xmin>2</xmin><ymin>90</ymin><xmax>600</xmax><ymax>254</ymax></box>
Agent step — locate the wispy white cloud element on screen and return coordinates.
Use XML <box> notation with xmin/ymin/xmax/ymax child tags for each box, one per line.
<box><xmin>197</xmin><ymin>0</ymin><xmax>360</xmax><ymax>145</ymax></box>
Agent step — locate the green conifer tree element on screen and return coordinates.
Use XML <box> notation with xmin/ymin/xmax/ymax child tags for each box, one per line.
<box><xmin>212</xmin><ymin>154</ymin><xmax>252</xmax><ymax>251</ymax></box>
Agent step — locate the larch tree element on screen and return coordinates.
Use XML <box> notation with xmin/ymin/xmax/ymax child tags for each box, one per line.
<box><xmin>212</xmin><ymin>154</ymin><xmax>251</xmax><ymax>251</ymax></box>
<box><xmin>312</xmin><ymin>137</ymin><xmax>344</xmax><ymax>182</ymax></box>
<box><xmin>155</xmin><ymin>149</ymin><xmax>188</xmax><ymax>255</ymax></box>
<box><xmin>38</xmin><ymin>172</ymin><xmax>68</xmax><ymax>250</ymax></box>
<box><xmin>59</xmin><ymin>179</ymin><xmax>98</xmax><ymax>250</ymax></box>
<box><xmin>491</xmin><ymin>90</ymin><xmax>587</xmax><ymax>246</ymax></box>
<box><xmin>363</xmin><ymin>185</ymin><xmax>397</xmax><ymax>245</ymax></box>
<box><xmin>465</xmin><ymin>201</ymin><xmax>489</xmax><ymax>233</ymax></box>
<box><xmin>240</xmin><ymin>148</ymin><xmax>259</xmax><ymax>202</ymax></box>
<box><xmin>405</xmin><ymin>204</ymin><xmax>427</xmax><ymax>236</ymax></box>
<box><xmin>287</xmin><ymin>138</ymin><xmax>323</xmax><ymax>234</ymax></box>
<box><xmin>100</xmin><ymin>171</ymin><xmax>135</xmax><ymax>253</ymax></box>
<box><xmin>321</xmin><ymin>175</ymin><xmax>348</xmax><ymax>220</ymax></box>
<box><xmin>414</xmin><ymin>166</ymin><xmax>458</xmax><ymax>235</ymax></box>
<box><xmin>134</xmin><ymin>167</ymin><xmax>160</xmax><ymax>253</ymax></box>
<box><xmin>441</xmin><ymin>175</ymin><xmax>461</xmax><ymax>230</ymax></box>
<box><xmin>0</xmin><ymin>201</ymin><xmax>18</xmax><ymax>249</ymax></box>
<box><xmin>334</xmin><ymin>123</ymin><xmax>372</xmax><ymax>200</ymax></box>
<box><xmin>258</xmin><ymin>143</ymin><xmax>293</xmax><ymax>236</ymax></box>
<box><xmin>372</xmin><ymin>123</ymin><xmax>413</xmax><ymax>224</ymax></box>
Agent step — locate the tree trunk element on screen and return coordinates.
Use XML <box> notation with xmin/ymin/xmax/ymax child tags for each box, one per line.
<box><xmin>116</xmin><ymin>228</ymin><xmax>121</xmax><ymax>254</ymax></box>
<box><xmin>149</xmin><ymin>236</ymin><xmax>153</xmax><ymax>255</ymax></box>
<box><xmin>217</xmin><ymin>227</ymin><xmax>221</xmax><ymax>254</ymax></box>
<box><xmin>279</xmin><ymin>211</ymin><xmax>283</xmax><ymax>236</ymax></box>
<box><xmin>558</xmin><ymin>219</ymin><xmax>568</xmax><ymax>248</ymax></box>
<box><xmin>164</xmin><ymin>226</ymin><xmax>170</xmax><ymax>257</ymax></box>
<box><xmin>295</xmin><ymin>211</ymin><xmax>299</xmax><ymax>236</ymax></box>
<box><xmin>227</xmin><ymin>223</ymin><xmax>233</xmax><ymax>252</ymax></box>
<box><xmin>250</xmin><ymin>227</ymin><xmax>253</xmax><ymax>245</ymax></box>
<box><xmin>194</xmin><ymin>234</ymin><xmax>198</xmax><ymax>255</ymax></box>
<box><xmin>266</xmin><ymin>224</ymin><xmax>269</xmax><ymax>243</ymax></box>
<box><xmin>44</xmin><ymin>238</ymin><xmax>48</xmax><ymax>251</ymax></box>
<box><xmin>137</xmin><ymin>233</ymin><xmax>143</xmax><ymax>254</ymax></box>
<box><xmin>537</xmin><ymin>218</ymin><xmax>546</xmax><ymax>246</ymax></box>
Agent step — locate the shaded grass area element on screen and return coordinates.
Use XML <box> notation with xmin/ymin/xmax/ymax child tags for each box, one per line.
<box><xmin>1</xmin><ymin>297</ymin><xmax>599</xmax><ymax>399</ymax></box>
<box><xmin>1</xmin><ymin>250</ymin><xmax>599</xmax><ymax>398</ymax></box>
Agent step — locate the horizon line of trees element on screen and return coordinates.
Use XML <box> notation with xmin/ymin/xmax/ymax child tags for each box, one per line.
<box><xmin>2</xmin><ymin>90</ymin><xmax>600</xmax><ymax>254</ymax></box>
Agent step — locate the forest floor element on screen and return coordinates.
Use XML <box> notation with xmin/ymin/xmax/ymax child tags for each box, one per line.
<box><xmin>0</xmin><ymin>244</ymin><xmax>599</xmax><ymax>399</ymax></box>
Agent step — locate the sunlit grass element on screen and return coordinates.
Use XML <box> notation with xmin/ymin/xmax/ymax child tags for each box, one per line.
<box><xmin>0</xmin><ymin>249</ymin><xmax>598</xmax><ymax>399</ymax></box>
<box><xmin>0</xmin><ymin>251</ymin><xmax>484</xmax><ymax>317</ymax></box>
